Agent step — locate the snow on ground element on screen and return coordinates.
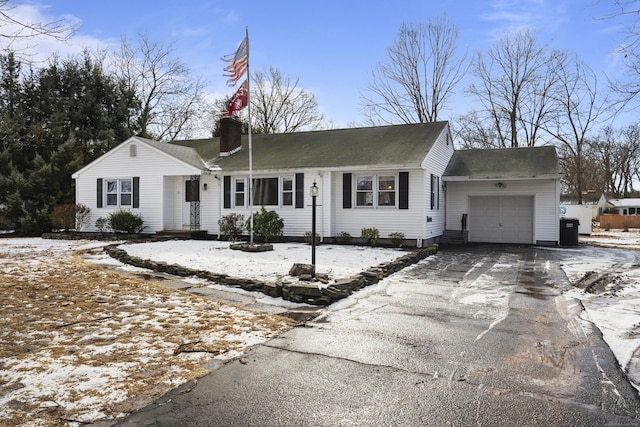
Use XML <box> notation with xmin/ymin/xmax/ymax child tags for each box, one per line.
<box><xmin>555</xmin><ymin>229</ymin><xmax>640</xmax><ymax>392</ymax></box>
<box><xmin>2</xmin><ymin>231</ymin><xmax>640</xmax><ymax>426</ymax></box>
<box><xmin>0</xmin><ymin>238</ymin><xmax>294</xmax><ymax>426</ymax></box>
<box><xmin>118</xmin><ymin>240</ymin><xmax>405</xmax><ymax>283</ymax></box>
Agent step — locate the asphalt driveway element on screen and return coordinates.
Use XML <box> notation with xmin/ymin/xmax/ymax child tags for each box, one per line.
<box><xmin>114</xmin><ymin>245</ymin><xmax>640</xmax><ymax>426</ymax></box>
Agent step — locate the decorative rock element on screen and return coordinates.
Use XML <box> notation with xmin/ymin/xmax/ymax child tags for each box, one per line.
<box><xmin>289</xmin><ymin>263</ymin><xmax>315</xmax><ymax>277</ymax></box>
<box><xmin>263</xmin><ymin>282</ymin><xmax>282</xmax><ymax>298</ymax></box>
<box><xmin>230</xmin><ymin>243</ymin><xmax>274</xmax><ymax>252</ymax></box>
<box><xmin>104</xmin><ymin>241</ymin><xmax>438</xmax><ymax>307</ymax></box>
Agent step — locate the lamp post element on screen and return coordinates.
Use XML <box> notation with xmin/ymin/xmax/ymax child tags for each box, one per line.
<box><xmin>310</xmin><ymin>180</ymin><xmax>319</xmax><ymax>271</ymax></box>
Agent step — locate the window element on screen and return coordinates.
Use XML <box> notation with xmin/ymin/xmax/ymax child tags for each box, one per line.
<box><xmin>355</xmin><ymin>175</ymin><xmax>397</xmax><ymax>207</ymax></box>
<box><xmin>234</xmin><ymin>178</ymin><xmax>245</xmax><ymax>207</ymax></box>
<box><xmin>630</xmin><ymin>208</ymin><xmax>637</xmax><ymax>215</ymax></box>
<box><xmin>185</xmin><ymin>180</ymin><xmax>200</xmax><ymax>202</ymax></box>
<box><xmin>106</xmin><ymin>179</ymin><xmax>132</xmax><ymax>206</ymax></box>
<box><xmin>282</xmin><ymin>177</ymin><xmax>293</xmax><ymax>206</ymax></box>
<box><xmin>356</xmin><ymin>176</ymin><xmax>373</xmax><ymax>206</ymax></box>
<box><xmin>226</xmin><ymin>175</ymin><xmax>301</xmax><ymax>208</ymax></box>
<box><xmin>378</xmin><ymin>175</ymin><xmax>396</xmax><ymax>206</ymax></box>
<box><xmin>430</xmin><ymin>174</ymin><xmax>440</xmax><ymax>210</ymax></box>
<box><xmin>253</xmin><ymin>177</ymin><xmax>279</xmax><ymax>205</ymax></box>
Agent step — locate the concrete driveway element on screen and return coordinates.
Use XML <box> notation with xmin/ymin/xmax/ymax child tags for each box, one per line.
<box><xmin>114</xmin><ymin>245</ymin><xmax>640</xmax><ymax>426</ymax></box>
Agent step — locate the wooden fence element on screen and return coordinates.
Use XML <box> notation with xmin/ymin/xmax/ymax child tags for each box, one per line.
<box><xmin>596</xmin><ymin>214</ymin><xmax>640</xmax><ymax>230</ymax></box>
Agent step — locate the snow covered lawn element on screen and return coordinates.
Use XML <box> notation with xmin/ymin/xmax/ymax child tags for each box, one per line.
<box><xmin>117</xmin><ymin>239</ymin><xmax>406</xmax><ymax>283</ymax></box>
<box><xmin>558</xmin><ymin>229</ymin><xmax>640</xmax><ymax>393</ymax></box>
<box><xmin>0</xmin><ymin>238</ymin><xmax>295</xmax><ymax>426</ymax></box>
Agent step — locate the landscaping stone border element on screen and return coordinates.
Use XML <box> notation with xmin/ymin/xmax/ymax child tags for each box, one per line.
<box><xmin>103</xmin><ymin>243</ymin><xmax>438</xmax><ymax>306</ymax></box>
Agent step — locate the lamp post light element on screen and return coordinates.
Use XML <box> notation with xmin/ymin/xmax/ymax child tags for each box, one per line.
<box><xmin>310</xmin><ymin>180</ymin><xmax>319</xmax><ymax>272</ymax></box>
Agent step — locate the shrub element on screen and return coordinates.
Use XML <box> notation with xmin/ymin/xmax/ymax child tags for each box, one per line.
<box><xmin>95</xmin><ymin>217</ymin><xmax>111</xmax><ymax>233</ymax></box>
<box><xmin>50</xmin><ymin>204</ymin><xmax>91</xmax><ymax>231</ymax></box>
<box><xmin>336</xmin><ymin>231</ymin><xmax>352</xmax><ymax>244</ymax></box>
<box><xmin>389</xmin><ymin>231</ymin><xmax>405</xmax><ymax>247</ymax></box>
<box><xmin>360</xmin><ymin>227</ymin><xmax>379</xmax><ymax>247</ymax></box>
<box><xmin>108</xmin><ymin>210</ymin><xmax>144</xmax><ymax>234</ymax></box>
<box><xmin>304</xmin><ymin>231</ymin><xmax>321</xmax><ymax>245</ymax></box>
<box><xmin>219</xmin><ymin>213</ymin><xmax>245</xmax><ymax>241</ymax></box>
<box><xmin>247</xmin><ymin>207</ymin><xmax>284</xmax><ymax>242</ymax></box>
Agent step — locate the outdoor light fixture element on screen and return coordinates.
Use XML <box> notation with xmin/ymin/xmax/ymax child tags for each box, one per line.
<box><xmin>203</xmin><ymin>183</ymin><xmax>208</xmax><ymax>191</ymax></box>
<box><xmin>310</xmin><ymin>180</ymin><xmax>319</xmax><ymax>270</ymax></box>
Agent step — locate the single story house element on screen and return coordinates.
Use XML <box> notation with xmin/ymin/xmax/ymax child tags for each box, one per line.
<box><xmin>72</xmin><ymin>118</ymin><xmax>562</xmax><ymax>246</ymax></box>
<box><xmin>597</xmin><ymin>195</ymin><xmax>640</xmax><ymax>216</ymax></box>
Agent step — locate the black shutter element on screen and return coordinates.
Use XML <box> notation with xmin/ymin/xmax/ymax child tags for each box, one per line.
<box><xmin>223</xmin><ymin>176</ymin><xmax>231</xmax><ymax>208</ymax></box>
<box><xmin>133</xmin><ymin>177</ymin><xmax>140</xmax><ymax>208</ymax></box>
<box><xmin>399</xmin><ymin>172</ymin><xmax>409</xmax><ymax>210</ymax></box>
<box><xmin>343</xmin><ymin>173</ymin><xmax>352</xmax><ymax>209</ymax></box>
<box><xmin>295</xmin><ymin>173</ymin><xmax>304</xmax><ymax>208</ymax></box>
<box><xmin>96</xmin><ymin>178</ymin><xmax>103</xmax><ymax>208</ymax></box>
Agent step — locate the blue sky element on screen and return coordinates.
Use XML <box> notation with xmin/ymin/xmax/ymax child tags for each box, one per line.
<box><xmin>5</xmin><ymin>0</ymin><xmax>634</xmax><ymax>128</ymax></box>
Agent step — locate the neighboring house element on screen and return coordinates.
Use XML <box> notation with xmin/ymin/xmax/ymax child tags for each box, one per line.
<box><xmin>597</xmin><ymin>195</ymin><xmax>640</xmax><ymax>216</ymax></box>
<box><xmin>72</xmin><ymin>118</ymin><xmax>562</xmax><ymax>245</ymax></box>
<box><xmin>442</xmin><ymin>147</ymin><xmax>562</xmax><ymax>245</ymax></box>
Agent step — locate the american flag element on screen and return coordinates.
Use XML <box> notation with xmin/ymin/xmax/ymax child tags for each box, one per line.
<box><xmin>223</xmin><ymin>36</ymin><xmax>248</xmax><ymax>86</ymax></box>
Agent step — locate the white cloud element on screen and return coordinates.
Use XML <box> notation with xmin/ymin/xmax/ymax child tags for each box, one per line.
<box><xmin>0</xmin><ymin>3</ymin><xmax>110</xmax><ymax>65</ymax></box>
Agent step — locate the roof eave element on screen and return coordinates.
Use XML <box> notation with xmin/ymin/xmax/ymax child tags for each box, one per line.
<box><xmin>443</xmin><ymin>174</ymin><xmax>562</xmax><ymax>181</ymax></box>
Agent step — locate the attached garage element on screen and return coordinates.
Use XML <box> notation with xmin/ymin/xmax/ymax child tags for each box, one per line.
<box><xmin>469</xmin><ymin>196</ymin><xmax>533</xmax><ymax>244</ymax></box>
<box><xmin>443</xmin><ymin>147</ymin><xmax>562</xmax><ymax>246</ymax></box>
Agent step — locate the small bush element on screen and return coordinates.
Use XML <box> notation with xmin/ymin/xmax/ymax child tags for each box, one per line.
<box><xmin>247</xmin><ymin>207</ymin><xmax>284</xmax><ymax>242</ymax></box>
<box><xmin>360</xmin><ymin>227</ymin><xmax>379</xmax><ymax>247</ymax></box>
<box><xmin>336</xmin><ymin>231</ymin><xmax>352</xmax><ymax>244</ymax></box>
<box><xmin>95</xmin><ymin>217</ymin><xmax>111</xmax><ymax>233</ymax></box>
<box><xmin>389</xmin><ymin>231</ymin><xmax>405</xmax><ymax>247</ymax></box>
<box><xmin>219</xmin><ymin>213</ymin><xmax>245</xmax><ymax>241</ymax></box>
<box><xmin>108</xmin><ymin>210</ymin><xmax>144</xmax><ymax>234</ymax></box>
<box><xmin>304</xmin><ymin>231</ymin><xmax>321</xmax><ymax>245</ymax></box>
<box><xmin>50</xmin><ymin>204</ymin><xmax>91</xmax><ymax>231</ymax></box>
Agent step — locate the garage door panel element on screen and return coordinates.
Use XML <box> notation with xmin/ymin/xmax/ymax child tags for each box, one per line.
<box><xmin>469</xmin><ymin>196</ymin><xmax>533</xmax><ymax>244</ymax></box>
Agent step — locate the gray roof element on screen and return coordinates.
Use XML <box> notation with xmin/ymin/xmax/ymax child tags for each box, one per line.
<box><xmin>171</xmin><ymin>122</ymin><xmax>449</xmax><ymax>171</ymax></box>
<box><xmin>138</xmin><ymin>137</ymin><xmax>208</xmax><ymax>170</ymax></box>
<box><xmin>443</xmin><ymin>146</ymin><xmax>560</xmax><ymax>179</ymax></box>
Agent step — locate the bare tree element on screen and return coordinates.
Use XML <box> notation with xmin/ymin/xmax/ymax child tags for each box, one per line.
<box><xmin>0</xmin><ymin>0</ymin><xmax>76</xmax><ymax>59</ymax></box>
<box><xmin>450</xmin><ymin>112</ymin><xmax>501</xmax><ymax>149</ymax></box>
<box><xmin>113</xmin><ymin>34</ymin><xmax>207</xmax><ymax>141</ymax></box>
<box><xmin>251</xmin><ymin>66</ymin><xmax>324</xmax><ymax>134</ymax></box>
<box><xmin>590</xmin><ymin>125</ymin><xmax>640</xmax><ymax>197</ymax></box>
<box><xmin>545</xmin><ymin>55</ymin><xmax>605</xmax><ymax>203</ymax></box>
<box><xmin>466</xmin><ymin>30</ymin><xmax>560</xmax><ymax>148</ymax></box>
<box><xmin>361</xmin><ymin>16</ymin><xmax>467</xmax><ymax>125</ymax></box>
<box><xmin>603</xmin><ymin>1</ymin><xmax>640</xmax><ymax>112</ymax></box>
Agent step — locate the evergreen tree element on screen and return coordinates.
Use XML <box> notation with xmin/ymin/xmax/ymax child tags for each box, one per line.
<box><xmin>0</xmin><ymin>51</ymin><xmax>139</xmax><ymax>234</ymax></box>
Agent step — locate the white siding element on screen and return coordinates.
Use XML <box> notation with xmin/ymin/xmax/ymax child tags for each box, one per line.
<box><xmin>74</xmin><ymin>139</ymin><xmax>201</xmax><ymax>233</ymax></box>
<box><xmin>445</xmin><ymin>179</ymin><xmax>560</xmax><ymax>244</ymax></box>
<box><xmin>332</xmin><ymin>169</ymin><xmax>426</xmax><ymax>240</ymax></box>
<box><xmin>218</xmin><ymin>171</ymin><xmax>326</xmax><ymax>239</ymax></box>
<box><xmin>421</xmin><ymin>125</ymin><xmax>455</xmax><ymax>242</ymax></box>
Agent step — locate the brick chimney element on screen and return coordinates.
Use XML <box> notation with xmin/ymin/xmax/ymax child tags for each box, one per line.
<box><xmin>219</xmin><ymin>116</ymin><xmax>242</xmax><ymax>156</ymax></box>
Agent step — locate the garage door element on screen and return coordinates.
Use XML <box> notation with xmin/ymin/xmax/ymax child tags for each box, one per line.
<box><xmin>469</xmin><ymin>196</ymin><xmax>533</xmax><ymax>244</ymax></box>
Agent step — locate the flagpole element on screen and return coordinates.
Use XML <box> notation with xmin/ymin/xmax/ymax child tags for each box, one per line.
<box><xmin>246</xmin><ymin>27</ymin><xmax>254</xmax><ymax>245</ymax></box>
